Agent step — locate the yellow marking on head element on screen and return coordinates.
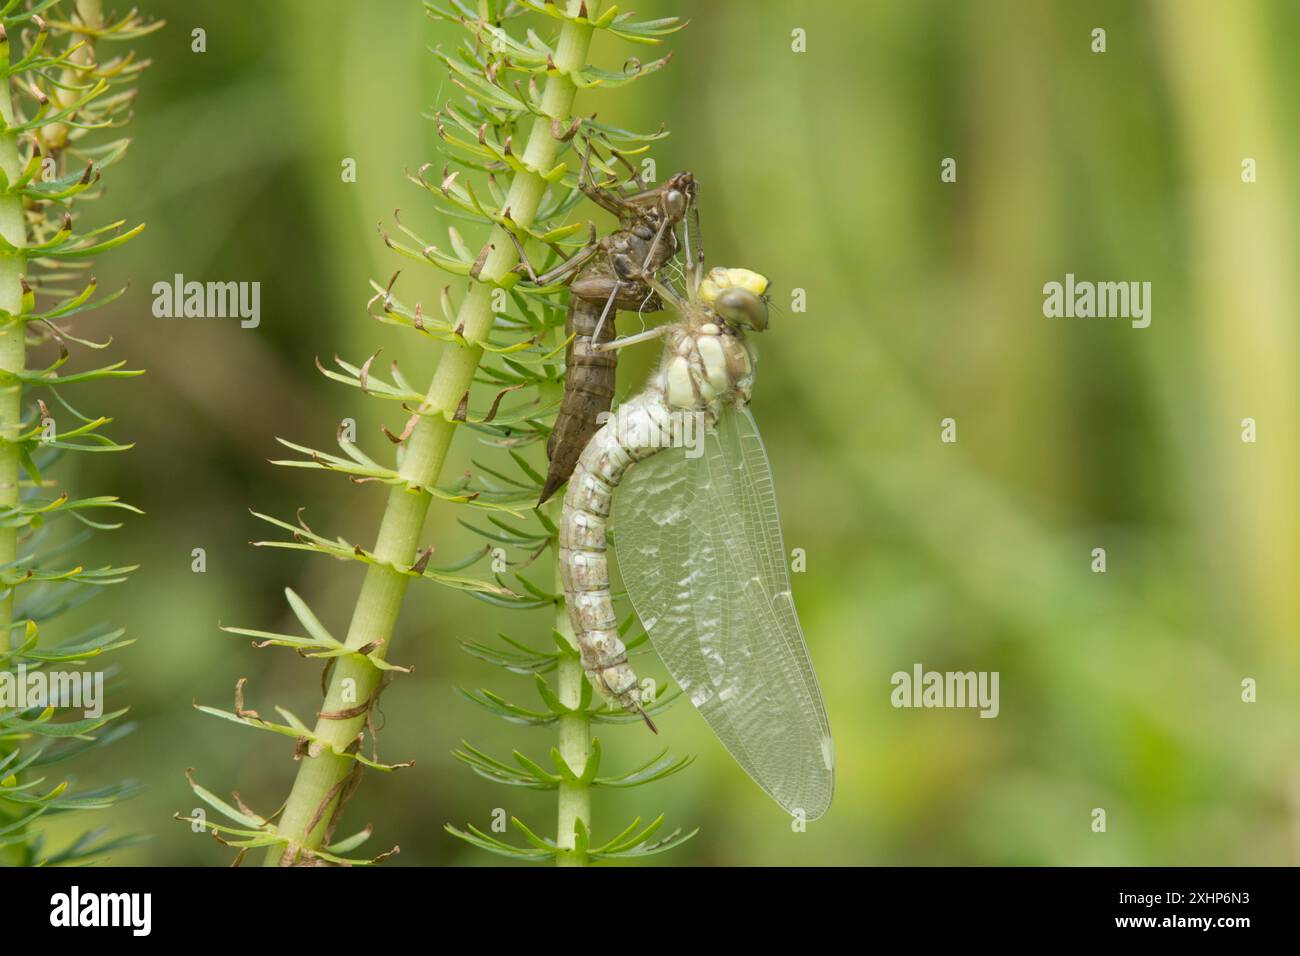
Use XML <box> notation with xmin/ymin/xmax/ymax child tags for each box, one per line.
<box><xmin>700</xmin><ymin>267</ymin><xmax>769</xmax><ymax>304</ymax></box>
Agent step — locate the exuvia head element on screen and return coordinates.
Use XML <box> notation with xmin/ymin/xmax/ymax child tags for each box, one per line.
<box><xmin>700</xmin><ymin>266</ymin><xmax>770</xmax><ymax>332</ymax></box>
<box><xmin>660</xmin><ymin>171</ymin><xmax>697</xmax><ymax>221</ymax></box>
<box><xmin>662</xmin><ymin>186</ymin><xmax>688</xmax><ymax>221</ymax></box>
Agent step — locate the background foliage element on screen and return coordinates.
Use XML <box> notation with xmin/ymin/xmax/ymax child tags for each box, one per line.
<box><xmin>44</xmin><ymin>0</ymin><xmax>1300</xmax><ymax>864</ymax></box>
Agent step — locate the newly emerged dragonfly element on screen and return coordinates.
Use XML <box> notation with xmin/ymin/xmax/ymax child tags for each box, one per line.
<box><xmin>517</xmin><ymin>143</ymin><xmax>697</xmax><ymax>504</ymax></box>
<box><xmin>557</xmin><ymin>256</ymin><xmax>835</xmax><ymax>820</ymax></box>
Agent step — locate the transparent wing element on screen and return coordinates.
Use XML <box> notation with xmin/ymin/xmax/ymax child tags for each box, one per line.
<box><xmin>613</xmin><ymin>406</ymin><xmax>834</xmax><ymax>819</ymax></box>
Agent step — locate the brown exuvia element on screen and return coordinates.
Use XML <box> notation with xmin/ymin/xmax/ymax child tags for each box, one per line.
<box><xmin>520</xmin><ymin>155</ymin><xmax>697</xmax><ymax>504</ymax></box>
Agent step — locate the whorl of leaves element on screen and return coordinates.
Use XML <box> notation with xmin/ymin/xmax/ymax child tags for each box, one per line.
<box><xmin>0</xmin><ymin>0</ymin><xmax>160</xmax><ymax>868</ymax></box>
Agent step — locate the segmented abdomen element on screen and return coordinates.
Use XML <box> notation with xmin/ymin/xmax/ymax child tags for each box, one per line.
<box><xmin>558</xmin><ymin>395</ymin><xmax>679</xmax><ymax>724</ymax></box>
<box><xmin>539</xmin><ymin>295</ymin><xmax>617</xmax><ymax>504</ymax></box>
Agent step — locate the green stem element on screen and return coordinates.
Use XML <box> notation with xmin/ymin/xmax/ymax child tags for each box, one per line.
<box><xmin>0</xmin><ymin>16</ymin><xmax>29</xmax><ymax>866</ymax></box>
<box><xmin>263</xmin><ymin>0</ymin><xmax>602</xmax><ymax>866</ymax></box>
<box><xmin>551</xmin><ymin>516</ymin><xmax>590</xmax><ymax>865</ymax></box>
<box><xmin>45</xmin><ymin>0</ymin><xmax>101</xmax><ymax>150</ymax></box>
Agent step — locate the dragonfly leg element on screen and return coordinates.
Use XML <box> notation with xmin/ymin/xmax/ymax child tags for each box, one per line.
<box><xmin>577</xmin><ymin>138</ymin><xmax>635</xmax><ymax>218</ymax></box>
<box><xmin>522</xmin><ymin>223</ymin><xmax>600</xmax><ymax>286</ymax></box>
<box><xmin>634</xmin><ymin>704</ymin><xmax>658</xmax><ymax>735</ymax></box>
<box><xmin>505</xmin><ymin>229</ymin><xmax>539</xmax><ymax>282</ymax></box>
<box><xmin>588</xmin><ymin>282</ymin><xmax>621</xmax><ymax>344</ymax></box>
<box><xmin>606</xmin><ymin>146</ymin><xmax>641</xmax><ymax>184</ymax></box>
<box><xmin>579</xmin><ymin>137</ymin><xmax>675</xmax><ymax>219</ymax></box>
<box><xmin>643</xmin><ymin>272</ymin><xmax>688</xmax><ymax>314</ymax></box>
<box><xmin>635</xmin><ymin>213</ymin><xmax>674</xmax><ymax>281</ymax></box>
<box><xmin>593</xmin><ymin>323</ymin><xmax>668</xmax><ymax>353</ymax></box>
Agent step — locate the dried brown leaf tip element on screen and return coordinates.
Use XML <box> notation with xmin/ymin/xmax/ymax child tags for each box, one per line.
<box><xmin>234</xmin><ymin>678</ymin><xmax>260</xmax><ymax>720</ymax></box>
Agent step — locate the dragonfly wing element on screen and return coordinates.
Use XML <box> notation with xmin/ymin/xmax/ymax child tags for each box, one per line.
<box><xmin>613</xmin><ymin>406</ymin><xmax>834</xmax><ymax>819</ymax></box>
<box><xmin>684</xmin><ymin>199</ymin><xmax>705</xmax><ymax>292</ymax></box>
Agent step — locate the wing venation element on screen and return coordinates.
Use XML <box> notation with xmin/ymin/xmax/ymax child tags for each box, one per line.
<box><xmin>613</xmin><ymin>406</ymin><xmax>834</xmax><ymax>819</ymax></box>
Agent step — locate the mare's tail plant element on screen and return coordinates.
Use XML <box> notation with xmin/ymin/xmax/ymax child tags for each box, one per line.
<box><xmin>0</xmin><ymin>0</ymin><xmax>159</xmax><ymax>866</ymax></box>
<box><xmin>181</xmin><ymin>0</ymin><xmax>688</xmax><ymax>866</ymax></box>
<box><xmin>445</xmin><ymin>530</ymin><xmax>696</xmax><ymax>865</ymax></box>
<box><xmin>434</xmin><ymin>1</ymin><xmax>696</xmax><ymax>866</ymax></box>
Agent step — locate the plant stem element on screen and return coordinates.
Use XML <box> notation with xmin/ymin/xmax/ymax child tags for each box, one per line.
<box><xmin>552</xmin><ymin>543</ymin><xmax>590</xmax><ymax>865</ymax></box>
<box><xmin>264</xmin><ymin>0</ymin><xmax>602</xmax><ymax>866</ymax></box>
<box><xmin>45</xmin><ymin>0</ymin><xmax>101</xmax><ymax>150</ymax></box>
<box><xmin>0</xmin><ymin>16</ymin><xmax>29</xmax><ymax>865</ymax></box>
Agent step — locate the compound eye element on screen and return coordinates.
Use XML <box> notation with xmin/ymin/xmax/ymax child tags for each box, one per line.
<box><xmin>715</xmin><ymin>288</ymin><xmax>768</xmax><ymax>331</ymax></box>
<box><xmin>663</xmin><ymin>189</ymin><xmax>687</xmax><ymax>219</ymax></box>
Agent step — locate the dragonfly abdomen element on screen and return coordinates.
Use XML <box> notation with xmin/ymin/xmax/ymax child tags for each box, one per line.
<box><xmin>558</xmin><ymin>396</ymin><xmax>676</xmax><ymax>731</ymax></box>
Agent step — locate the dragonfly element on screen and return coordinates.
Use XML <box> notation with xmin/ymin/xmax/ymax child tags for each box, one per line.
<box><xmin>515</xmin><ymin>142</ymin><xmax>697</xmax><ymax>504</ymax></box>
<box><xmin>556</xmin><ymin>254</ymin><xmax>835</xmax><ymax>821</ymax></box>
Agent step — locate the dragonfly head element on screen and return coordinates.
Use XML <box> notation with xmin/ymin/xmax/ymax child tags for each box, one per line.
<box><xmin>700</xmin><ymin>267</ymin><xmax>770</xmax><ymax>332</ymax></box>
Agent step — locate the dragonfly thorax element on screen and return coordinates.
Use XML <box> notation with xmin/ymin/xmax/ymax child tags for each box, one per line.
<box><xmin>652</xmin><ymin>265</ymin><xmax>770</xmax><ymax>412</ymax></box>
<box><xmin>659</xmin><ymin>324</ymin><xmax>754</xmax><ymax>412</ymax></box>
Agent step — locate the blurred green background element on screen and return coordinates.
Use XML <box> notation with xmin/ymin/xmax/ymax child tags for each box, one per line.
<box><xmin>39</xmin><ymin>0</ymin><xmax>1300</xmax><ymax>865</ymax></box>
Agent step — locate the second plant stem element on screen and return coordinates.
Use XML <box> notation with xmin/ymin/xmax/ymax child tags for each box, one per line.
<box><xmin>553</xmin><ymin>532</ymin><xmax>591</xmax><ymax>865</ymax></box>
<box><xmin>547</xmin><ymin>316</ymin><xmax>589</xmax><ymax>864</ymax></box>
